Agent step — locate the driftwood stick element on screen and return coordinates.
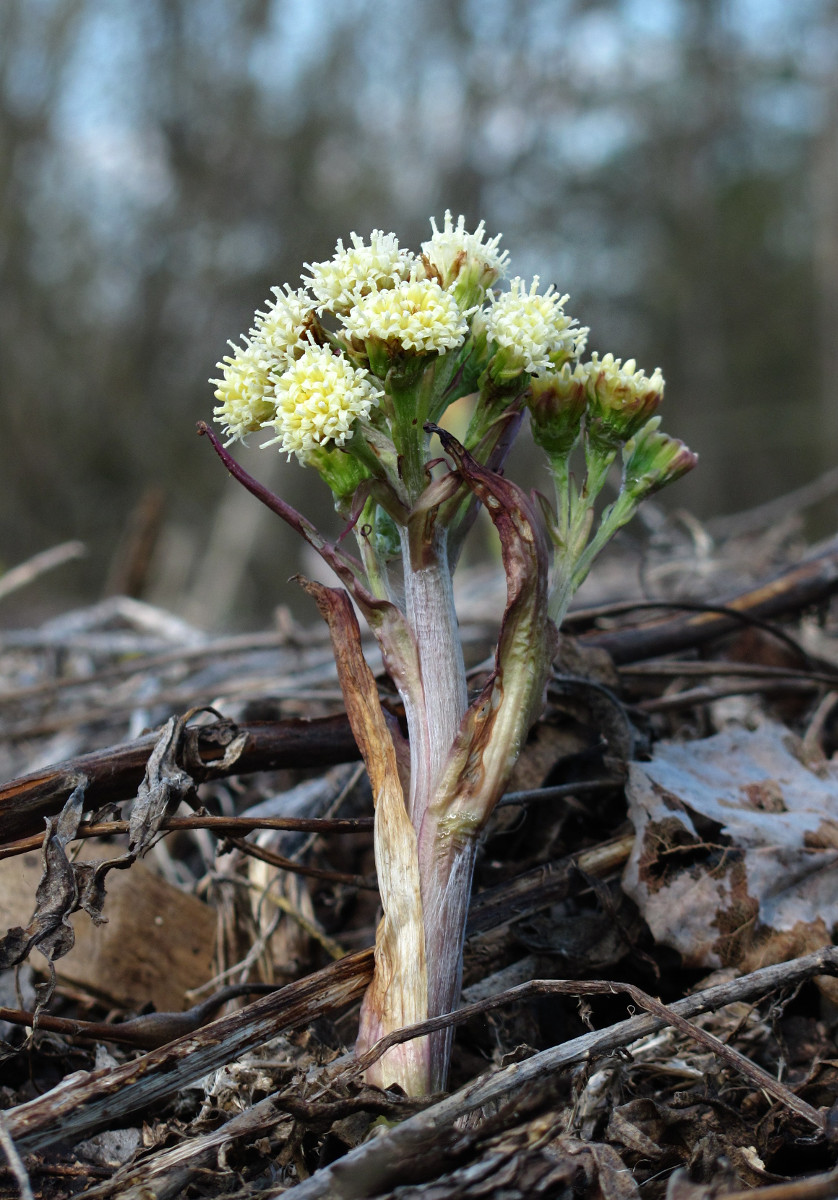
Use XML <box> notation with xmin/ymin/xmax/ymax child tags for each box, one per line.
<box><xmin>285</xmin><ymin>944</ymin><xmax>838</xmax><ymax>1200</ymax></box>
<box><xmin>0</xmin><ymin>715</ymin><xmax>360</xmax><ymax>842</ymax></box>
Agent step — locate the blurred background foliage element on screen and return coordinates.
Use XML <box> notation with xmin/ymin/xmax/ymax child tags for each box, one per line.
<box><xmin>1</xmin><ymin>0</ymin><xmax>837</xmax><ymax>628</ymax></box>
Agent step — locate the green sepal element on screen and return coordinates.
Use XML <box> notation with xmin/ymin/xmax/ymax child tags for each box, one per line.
<box><xmin>304</xmin><ymin>443</ymin><xmax>372</xmax><ymax>511</ymax></box>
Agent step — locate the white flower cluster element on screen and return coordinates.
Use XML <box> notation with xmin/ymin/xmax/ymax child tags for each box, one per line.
<box><xmin>342</xmin><ymin>278</ymin><xmax>471</xmax><ymax>354</ymax></box>
<box><xmin>211</xmin><ymin>216</ymin><xmax>586</xmax><ymax>460</ymax></box>
<box><xmin>261</xmin><ymin>344</ymin><xmax>379</xmax><ymax>458</ymax></box>
<box><xmin>252</xmin><ymin>285</ymin><xmax>317</xmax><ymax>362</ymax></box>
<box><xmin>485</xmin><ymin>276</ymin><xmax>588</xmax><ymax>375</ymax></box>
<box><xmin>211</xmin><ymin>285</ymin><xmax>318</xmax><ymax>446</ymax></box>
<box><xmin>303</xmin><ymin>230</ymin><xmax>414</xmax><ymax>315</ymax></box>
<box><xmin>211</xmin><ymin>344</ymin><xmax>277</xmax><ymax>442</ymax></box>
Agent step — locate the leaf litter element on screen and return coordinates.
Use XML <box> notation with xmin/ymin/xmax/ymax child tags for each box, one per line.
<box><xmin>1</xmin><ymin>523</ymin><xmax>838</xmax><ymax>1195</ymax></box>
<box><xmin>623</xmin><ymin>720</ymin><xmax>838</xmax><ymax>983</ymax></box>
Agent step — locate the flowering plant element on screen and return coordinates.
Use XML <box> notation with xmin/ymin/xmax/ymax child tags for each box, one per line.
<box><xmin>200</xmin><ymin>213</ymin><xmax>696</xmax><ymax>1096</ymax></box>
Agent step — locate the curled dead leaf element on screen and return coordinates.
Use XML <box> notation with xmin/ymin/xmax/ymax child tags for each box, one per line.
<box><xmin>623</xmin><ymin>722</ymin><xmax>838</xmax><ymax>995</ymax></box>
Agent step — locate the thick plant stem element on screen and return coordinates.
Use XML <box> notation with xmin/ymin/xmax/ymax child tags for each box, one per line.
<box><xmin>412</xmin><ymin>777</ymin><xmax>479</xmax><ymax>1092</ymax></box>
<box><xmin>302</xmin><ymin>579</ymin><xmax>432</xmax><ymax>1096</ymax></box>
<box><xmin>400</xmin><ymin>526</ymin><xmax>469</xmax><ymax>830</ymax></box>
<box><xmin>357</xmin><ymin>438</ymin><xmax>553</xmax><ymax>1097</ymax></box>
<box><xmin>390</xmin><ymin>523</ymin><xmax>474</xmax><ymax>1091</ymax></box>
<box><xmin>416</xmin><ymin>831</ymin><xmax>478</xmax><ymax>1091</ymax></box>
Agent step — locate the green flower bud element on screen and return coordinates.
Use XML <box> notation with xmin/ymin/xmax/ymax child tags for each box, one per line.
<box><xmin>584</xmin><ymin>352</ymin><xmax>664</xmax><ymax>451</ymax></box>
<box><xmin>527</xmin><ymin>365</ymin><xmax>587</xmax><ymax>459</ymax></box>
<box><xmin>621</xmin><ymin>416</ymin><xmax>698</xmax><ymax>501</ymax></box>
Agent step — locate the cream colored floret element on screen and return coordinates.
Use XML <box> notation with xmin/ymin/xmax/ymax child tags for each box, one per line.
<box><xmin>303</xmin><ymin>231</ymin><xmax>414</xmax><ymax>315</ymax></box>
<box><xmin>341</xmin><ymin>277</ymin><xmax>471</xmax><ymax>353</ymax></box>
<box><xmin>261</xmin><ymin>343</ymin><xmax>380</xmax><ymax>459</ymax></box>
<box><xmin>586</xmin><ymin>352</ymin><xmax>664</xmax><ymax>399</ymax></box>
<box><xmin>422</xmin><ymin>211</ymin><xmax>508</xmax><ymax>289</ymax></box>
<box><xmin>250</xmin><ymin>284</ymin><xmax>316</xmax><ymax>366</ymax></box>
<box><xmin>486</xmin><ymin>276</ymin><xmax>587</xmax><ymax>374</ymax></box>
<box><xmin>211</xmin><ymin>341</ymin><xmax>277</xmax><ymax>443</ymax></box>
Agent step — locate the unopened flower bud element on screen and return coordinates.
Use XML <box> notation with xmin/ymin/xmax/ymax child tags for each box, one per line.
<box><xmin>622</xmin><ymin>416</ymin><xmax>698</xmax><ymax>500</ymax></box>
<box><xmin>584</xmin><ymin>353</ymin><xmax>664</xmax><ymax>450</ymax></box>
<box><xmin>527</xmin><ymin>365</ymin><xmax>587</xmax><ymax>458</ymax></box>
<box><xmin>303</xmin><ymin>442</ymin><xmax>372</xmax><ymax>505</ymax></box>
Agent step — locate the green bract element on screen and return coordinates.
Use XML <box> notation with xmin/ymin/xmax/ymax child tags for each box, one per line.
<box><xmin>204</xmin><ymin>211</ymin><xmax>697</xmax><ymax>1097</ymax></box>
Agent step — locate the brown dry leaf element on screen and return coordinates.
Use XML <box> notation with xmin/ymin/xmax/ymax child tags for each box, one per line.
<box><xmin>370</xmin><ymin>1124</ymin><xmax>639</xmax><ymax>1200</ymax></box>
<box><xmin>605</xmin><ymin>1096</ymin><xmax>777</xmax><ymax>1190</ymax></box>
<box><xmin>622</xmin><ymin>721</ymin><xmax>838</xmax><ymax>987</ymax></box>
<box><xmin>299</xmin><ymin>577</ymin><xmax>429</xmax><ymax>1091</ymax></box>
<box><xmin>547</xmin><ymin>1135</ymin><xmax>640</xmax><ymax>1200</ymax></box>
<box><xmin>127</xmin><ymin>710</ymin><xmax>204</xmax><ymax>856</ymax></box>
<box><xmin>0</xmin><ymin>779</ymin><xmax>89</xmax><ymax>977</ymax></box>
<box><xmin>0</xmin><ymin>711</ymin><xmax>213</xmax><ymax>1009</ymax></box>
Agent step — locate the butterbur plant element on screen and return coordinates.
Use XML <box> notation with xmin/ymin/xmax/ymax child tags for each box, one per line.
<box><xmin>199</xmin><ymin>213</ymin><xmax>697</xmax><ymax>1096</ymax></box>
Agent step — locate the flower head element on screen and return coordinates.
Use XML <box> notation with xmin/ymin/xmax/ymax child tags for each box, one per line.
<box><xmin>341</xmin><ymin>277</ymin><xmax>471</xmax><ymax>356</ymax></box>
<box><xmin>303</xmin><ymin>231</ymin><xmax>414</xmax><ymax>316</ymax></box>
<box><xmin>421</xmin><ymin>211</ymin><xmax>508</xmax><ymax>304</ymax></box>
<box><xmin>211</xmin><ymin>341</ymin><xmax>276</xmax><ymax>443</ymax></box>
<box><xmin>261</xmin><ymin>343</ymin><xmax>380</xmax><ymax>460</ymax></box>
<box><xmin>583</xmin><ymin>352</ymin><xmax>664</xmax><ymax>448</ymax></box>
<box><xmin>485</xmin><ymin>277</ymin><xmax>588</xmax><ymax>380</ymax></box>
<box><xmin>251</xmin><ymin>284</ymin><xmax>317</xmax><ymax>366</ymax></box>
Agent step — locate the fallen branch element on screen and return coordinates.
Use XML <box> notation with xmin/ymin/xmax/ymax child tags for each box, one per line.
<box><xmin>582</xmin><ymin>543</ymin><xmax>838</xmax><ymax>664</ymax></box>
<box><xmin>0</xmin><ymin>542</ymin><xmax>86</xmax><ymax>605</ymax></box>
<box><xmin>349</xmin><ymin>978</ymin><xmax>822</xmax><ymax>1129</ymax></box>
<box><xmin>216</xmin><ymin>834</ymin><xmax>377</xmax><ymax>888</ymax></box>
<box><xmin>0</xmin><ymin>715</ymin><xmax>360</xmax><ymax>842</ymax></box>
<box><xmin>6</xmin><ymin>930</ymin><xmax>838</xmax><ymax>1161</ymax></box>
<box><xmin>718</xmin><ymin>1166</ymin><xmax>838</xmax><ymax>1200</ymax></box>
<box><xmin>0</xmin><ymin>812</ymin><xmax>373</xmax><ymax>863</ymax></box>
<box><xmin>4</xmin><ymin>948</ymin><xmax>374</xmax><ymax>1155</ymax></box>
